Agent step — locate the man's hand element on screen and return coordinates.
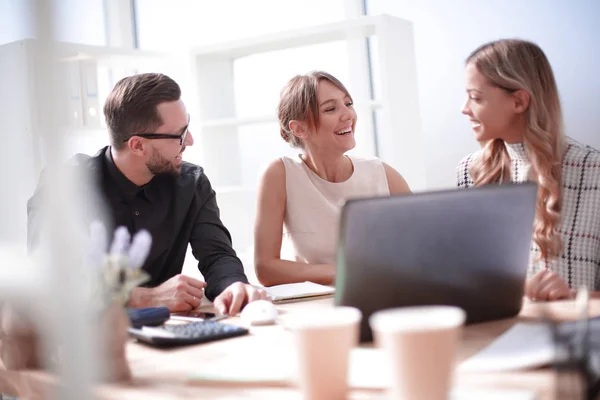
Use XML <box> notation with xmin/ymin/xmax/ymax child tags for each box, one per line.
<box><xmin>128</xmin><ymin>274</ymin><xmax>207</xmax><ymax>312</ymax></box>
<box><xmin>214</xmin><ymin>282</ymin><xmax>269</xmax><ymax>315</ymax></box>
<box><xmin>525</xmin><ymin>269</ymin><xmax>573</xmax><ymax>301</ymax></box>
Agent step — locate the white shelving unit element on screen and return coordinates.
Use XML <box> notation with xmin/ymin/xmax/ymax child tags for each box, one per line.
<box><xmin>186</xmin><ymin>14</ymin><xmax>425</xmax><ymax>255</ymax></box>
<box><xmin>191</xmin><ymin>14</ymin><xmax>424</xmax><ymax>188</ymax></box>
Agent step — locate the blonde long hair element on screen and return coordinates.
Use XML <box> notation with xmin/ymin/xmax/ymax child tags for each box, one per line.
<box><xmin>467</xmin><ymin>39</ymin><xmax>565</xmax><ymax>261</ymax></box>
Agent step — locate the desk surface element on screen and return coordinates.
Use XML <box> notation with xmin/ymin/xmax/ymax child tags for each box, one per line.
<box><xmin>1</xmin><ymin>298</ymin><xmax>599</xmax><ymax>400</ymax></box>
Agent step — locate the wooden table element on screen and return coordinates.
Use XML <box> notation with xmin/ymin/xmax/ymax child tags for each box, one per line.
<box><xmin>1</xmin><ymin>298</ymin><xmax>598</xmax><ymax>400</ymax></box>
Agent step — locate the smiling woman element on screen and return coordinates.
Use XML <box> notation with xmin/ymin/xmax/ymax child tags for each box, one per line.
<box><xmin>253</xmin><ymin>71</ymin><xmax>412</xmax><ymax>287</ymax></box>
<box><xmin>457</xmin><ymin>39</ymin><xmax>600</xmax><ymax>301</ymax></box>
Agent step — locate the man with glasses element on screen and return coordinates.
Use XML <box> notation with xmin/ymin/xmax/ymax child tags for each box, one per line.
<box><xmin>28</xmin><ymin>73</ymin><xmax>267</xmax><ymax>315</ymax></box>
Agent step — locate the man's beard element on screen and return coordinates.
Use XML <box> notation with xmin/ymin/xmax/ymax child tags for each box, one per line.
<box><xmin>146</xmin><ymin>148</ymin><xmax>183</xmax><ymax>177</ymax></box>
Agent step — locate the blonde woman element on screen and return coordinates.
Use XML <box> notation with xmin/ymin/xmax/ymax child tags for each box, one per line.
<box><xmin>254</xmin><ymin>71</ymin><xmax>411</xmax><ymax>286</ymax></box>
<box><xmin>457</xmin><ymin>39</ymin><xmax>600</xmax><ymax>301</ymax></box>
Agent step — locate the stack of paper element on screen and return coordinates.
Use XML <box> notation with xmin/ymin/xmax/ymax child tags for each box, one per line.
<box><xmin>263</xmin><ymin>281</ymin><xmax>335</xmax><ymax>303</ymax></box>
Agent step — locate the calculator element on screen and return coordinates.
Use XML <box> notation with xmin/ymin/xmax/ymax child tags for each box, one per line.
<box><xmin>128</xmin><ymin>320</ymin><xmax>249</xmax><ymax>347</ymax></box>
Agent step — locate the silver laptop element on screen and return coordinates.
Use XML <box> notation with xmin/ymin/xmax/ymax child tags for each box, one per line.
<box><xmin>335</xmin><ymin>182</ymin><xmax>537</xmax><ymax>342</ymax></box>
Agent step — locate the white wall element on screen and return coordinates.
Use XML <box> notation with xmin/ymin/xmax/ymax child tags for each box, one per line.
<box><xmin>53</xmin><ymin>0</ymin><xmax>106</xmax><ymax>46</ymax></box>
<box><xmin>367</xmin><ymin>0</ymin><xmax>600</xmax><ymax>189</ymax></box>
<box><xmin>0</xmin><ymin>0</ymin><xmax>106</xmax><ymax>45</ymax></box>
<box><xmin>0</xmin><ymin>0</ymin><xmax>35</xmax><ymax>44</ymax></box>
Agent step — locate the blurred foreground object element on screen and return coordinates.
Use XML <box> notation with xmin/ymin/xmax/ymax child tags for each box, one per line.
<box><xmin>0</xmin><ymin>224</ymin><xmax>152</xmax><ymax>382</ymax></box>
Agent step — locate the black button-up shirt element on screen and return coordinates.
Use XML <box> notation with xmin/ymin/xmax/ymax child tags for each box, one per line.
<box><xmin>27</xmin><ymin>146</ymin><xmax>248</xmax><ymax>300</ymax></box>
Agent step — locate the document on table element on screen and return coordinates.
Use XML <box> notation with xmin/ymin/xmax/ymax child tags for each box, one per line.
<box><xmin>460</xmin><ymin>316</ymin><xmax>600</xmax><ymax>373</ymax></box>
<box><xmin>459</xmin><ymin>323</ymin><xmax>556</xmax><ymax>372</ymax></box>
<box><xmin>262</xmin><ymin>281</ymin><xmax>335</xmax><ymax>303</ymax></box>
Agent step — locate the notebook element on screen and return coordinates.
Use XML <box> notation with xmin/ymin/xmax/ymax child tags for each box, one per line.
<box><xmin>263</xmin><ymin>281</ymin><xmax>335</xmax><ymax>303</ymax></box>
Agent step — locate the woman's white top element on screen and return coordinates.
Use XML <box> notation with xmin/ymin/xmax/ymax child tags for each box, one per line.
<box><xmin>281</xmin><ymin>155</ymin><xmax>390</xmax><ymax>266</ymax></box>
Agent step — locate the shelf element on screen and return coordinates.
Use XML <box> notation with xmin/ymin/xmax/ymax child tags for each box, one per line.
<box><xmin>3</xmin><ymin>39</ymin><xmax>172</xmax><ymax>67</ymax></box>
<box><xmin>190</xmin><ymin>15</ymin><xmax>400</xmax><ymax>59</ymax></box>
<box><xmin>200</xmin><ymin>115</ymin><xmax>277</xmax><ymax>129</ymax></box>
<box><xmin>52</xmin><ymin>41</ymin><xmax>171</xmax><ymax>63</ymax></box>
<box><xmin>200</xmin><ymin>101</ymin><xmax>383</xmax><ymax>129</ymax></box>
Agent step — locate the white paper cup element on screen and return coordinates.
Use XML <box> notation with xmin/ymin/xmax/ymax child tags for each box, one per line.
<box><xmin>369</xmin><ymin>305</ymin><xmax>466</xmax><ymax>400</ymax></box>
<box><xmin>287</xmin><ymin>306</ymin><xmax>362</xmax><ymax>400</ymax></box>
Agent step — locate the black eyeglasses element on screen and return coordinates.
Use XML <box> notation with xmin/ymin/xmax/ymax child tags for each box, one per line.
<box><xmin>126</xmin><ymin>129</ymin><xmax>188</xmax><ymax>146</ymax></box>
<box><xmin>125</xmin><ymin>120</ymin><xmax>190</xmax><ymax>146</ymax></box>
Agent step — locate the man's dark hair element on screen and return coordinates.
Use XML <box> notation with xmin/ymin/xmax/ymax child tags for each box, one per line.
<box><xmin>103</xmin><ymin>73</ymin><xmax>181</xmax><ymax>150</ymax></box>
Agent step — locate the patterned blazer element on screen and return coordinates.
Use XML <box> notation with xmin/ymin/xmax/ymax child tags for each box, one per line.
<box><xmin>456</xmin><ymin>137</ymin><xmax>600</xmax><ymax>290</ymax></box>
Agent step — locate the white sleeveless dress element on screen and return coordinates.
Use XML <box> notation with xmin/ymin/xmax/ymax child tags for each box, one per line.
<box><xmin>281</xmin><ymin>154</ymin><xmax>390</xmax><ymax>265</ymax></box>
